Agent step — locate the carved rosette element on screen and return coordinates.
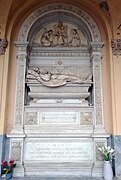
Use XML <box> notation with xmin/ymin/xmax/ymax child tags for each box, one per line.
<box><xmin>111</xmin><ymin>39</ymin><xmax>121</xmax><ymax>56</ymax></box>
<box><xmin>11</xmin><ymin>142</ymin><xmax>22</xmax><ymax>161</ymax></box>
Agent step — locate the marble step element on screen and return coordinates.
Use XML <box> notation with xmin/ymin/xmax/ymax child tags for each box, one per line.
<box><xmin>0</xmin><ymin>177</ymin><xmax>103</xmax><ymax>180</ymax></box>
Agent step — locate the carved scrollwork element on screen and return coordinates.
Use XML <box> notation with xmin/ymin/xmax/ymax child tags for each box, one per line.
<box><xmin>80</xmin><ymin>112</ymin><xmax>93</xmax><ymax>125</ymax></box>
<box><xmin>0</xmin><ymin>38</ymin><xmax>8</xmax><ymax>55</ymax></box>
<box><xmin>111</xmin><ymin>39</ymin><xmax>121</xmax><ymax>56</ymax></box>
<box><xmin>11</xmin><ymin>142</ymin><xmax>22</xmax><ymax>161</ymax></box>
<box><xmin>25</xmin><ymin>112</ymin><xmax>38</xmax><ymax>125</ymax></box>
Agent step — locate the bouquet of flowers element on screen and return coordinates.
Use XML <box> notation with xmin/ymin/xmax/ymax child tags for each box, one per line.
<box><xmin>1</xmin><ymin>159</ymin><xmax>16</xmax><ymax>175</ymax></box>
<box><xmin>98</xmin><ymin>146</ymin><xmax>115</xmax><ymax>161</ymax></box>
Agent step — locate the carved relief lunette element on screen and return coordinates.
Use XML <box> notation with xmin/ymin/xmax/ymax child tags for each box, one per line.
<box><xmin>0</xmin><ymin>38</ymin><xmax>8</xmax><ymax>55</ymax></box>
<box><xmin>39</xmin><ymin>21</ymin><xmax>82</xmax><ymax>47</ymax></box>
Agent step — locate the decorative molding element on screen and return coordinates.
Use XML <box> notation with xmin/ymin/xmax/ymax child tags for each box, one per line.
<box><xmin>0</xmin><ymin>38</ymin><xmax>8</xmax><ymax>55</ymax></box>
<box><xmin>30</xmin><ymin>47</ymin><xmax>89</xmax><ymax>57</ymax></box>
<box><xmin>111</xmin><ymin>39</ymin><xmax>121</xmax><ymax>56</ymax></box>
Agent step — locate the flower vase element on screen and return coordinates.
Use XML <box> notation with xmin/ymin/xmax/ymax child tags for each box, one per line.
<box><xmin>5</xmin><ymin>172</ymin><xmax>12</xmax><ymax>180</ymax></box>
<box><xmin>104</xmin><ymin>161</ymin><xmax>113</xmax><ymax>180</ymax></box>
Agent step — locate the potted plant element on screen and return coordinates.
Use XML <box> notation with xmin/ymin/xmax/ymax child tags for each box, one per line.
<box><xmin>1</xmin><ymin>159</ymin><xmax>16</xmax><ymax>180</ymax></box>
<box><xmin>98</xmin><ymin>146</ymin><xmax>115</xmax><ymax>180</ymax></box>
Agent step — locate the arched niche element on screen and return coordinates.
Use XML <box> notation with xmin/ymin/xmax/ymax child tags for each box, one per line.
<box><xmin>18</xmin><ymin>3</ymin><xmax>101</xmax><ymax>43</ymax></box>
<box><xmin>9</xmin><ymin>3</ymin><xmax>110</xmax><ymax>178</ymax></box>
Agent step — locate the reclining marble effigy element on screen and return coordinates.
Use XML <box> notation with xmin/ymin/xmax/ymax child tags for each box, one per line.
<box><xmin>27</xmin><ymin>68</ymin><xmax>92</xmax><ymax>87</ymax></box>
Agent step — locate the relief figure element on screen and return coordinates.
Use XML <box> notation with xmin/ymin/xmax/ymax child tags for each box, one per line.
<box><xmin>41</xmin><ymin>29</ymin><xmax>54</xmax><ymax>46</ymax></box>
<box><xmin>53</xmin><ymin>21</ymin><xmax>68</xmax><ymax>46</ymax></box>
<box><xmin>69</xmin><ymin>29</ymin><xmax>81</xmax><ymax>47</ymax></box>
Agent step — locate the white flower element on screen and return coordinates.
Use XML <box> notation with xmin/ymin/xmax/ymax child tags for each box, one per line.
<box><xmin>110</xmin><ymin>148</ymin><xmax>115</xmax><ymax>153</ymax></box>
<box><xmin>98</xmin><ymin>147</ymin><xmax>103</xmax><ymax>152</ymax></box>
<box><xmin>98</xmin><ymin>145</ymin><xmax>115</xmax><ymax>161</ymax></box>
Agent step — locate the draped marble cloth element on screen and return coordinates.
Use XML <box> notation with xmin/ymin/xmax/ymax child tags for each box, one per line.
<box><xmin>27</xmin><ymin>69</ymin><xmax>92</xmax><ymax>87</ymax></box>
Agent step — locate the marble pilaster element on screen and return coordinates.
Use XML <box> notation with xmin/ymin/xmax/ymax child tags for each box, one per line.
<box><xmin>12</xmin><ymin>42</ymin><xmax>28</xmax><ymax>133</ymax></box>
<box><xmin>90</xmin><ymin>42</ymin><xmax>105</xmax><ymax>133</ymax></box>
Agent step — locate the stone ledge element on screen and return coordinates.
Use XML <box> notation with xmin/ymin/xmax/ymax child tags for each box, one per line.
<box><xmin>0</xmin><ymin>177</ymin><xmax>103</xmax><ymax>180</ymax></box>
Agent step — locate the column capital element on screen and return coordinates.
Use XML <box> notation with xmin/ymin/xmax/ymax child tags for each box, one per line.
<box><xmin>14</xmin><ymin>41</ymin><xmax>29</xmax><ymax>53</ymax></box>
<box><xmin>89</xmin><ymin>42</ymin><xmax>104</xmax><ymax>56</ymax></box>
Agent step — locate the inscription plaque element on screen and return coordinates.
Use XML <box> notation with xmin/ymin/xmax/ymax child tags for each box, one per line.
<box><xmin>24</xmin><ymin>140</ymin><xmax>93</xmax><ymax>161</ymax></box>
<box><xmin>40</xmin><ymin>112</ymin><xmax>79</xmax><ymax>124</ymax></box>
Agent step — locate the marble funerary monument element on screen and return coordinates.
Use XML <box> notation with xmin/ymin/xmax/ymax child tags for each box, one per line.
<box><xmin>8</xmin><ymin>4</ymin><xmax>109</xmax><ymax>178</ymax></box>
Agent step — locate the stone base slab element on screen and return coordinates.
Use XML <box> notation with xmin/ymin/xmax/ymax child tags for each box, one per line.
<box><xmin>24</xmin><ymin>163</ymin><xmax>93</xmax><ymax>177</ymax></box>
